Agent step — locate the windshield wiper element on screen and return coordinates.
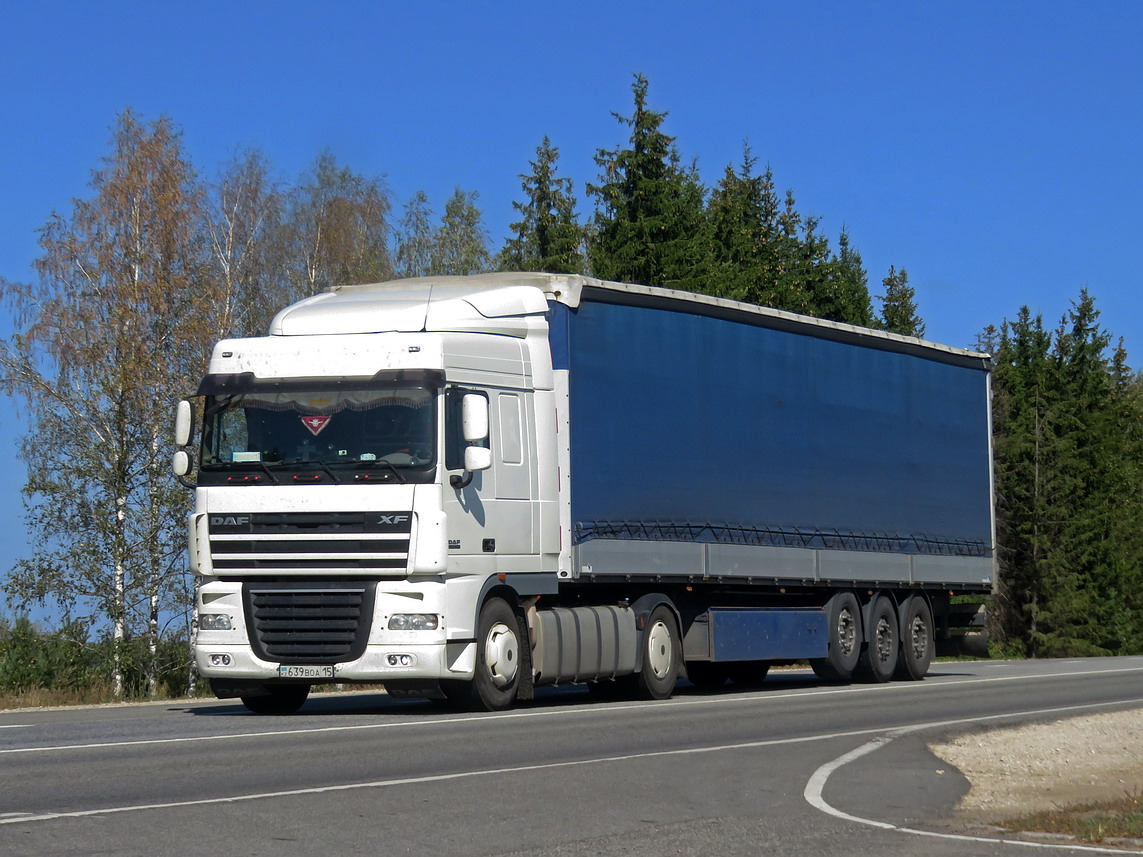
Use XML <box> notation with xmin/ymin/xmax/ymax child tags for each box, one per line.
<box><xmin>252</xmin><ymin>459</ymin><xmax>281</xmax><ymax>485</ymax></box>
<box><xmin>365</xmin><ymin>458</ymin><xmax>407</xmax><ymax>484</ymax></box>
<box><xmin>266</xmin><ymin>458</ymin><xmax>344</xmax><ymax>484</ymax></box>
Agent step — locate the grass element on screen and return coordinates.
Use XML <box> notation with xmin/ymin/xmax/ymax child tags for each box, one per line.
<box><xmin>999</xmin><ymin>792</ymin><xmax>1143</xmax><ymax>843</ymax></box>
<box><xmin>0</xmin><ymin>685</ymin><xmax>124</xmax><ymax>710</ymax></box>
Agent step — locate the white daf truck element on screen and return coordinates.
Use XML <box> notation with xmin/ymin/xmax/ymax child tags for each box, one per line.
<box><xmin>175</xmin><ymin>272</ymin><xmax>994</xmax><ymax>713</ymax></box>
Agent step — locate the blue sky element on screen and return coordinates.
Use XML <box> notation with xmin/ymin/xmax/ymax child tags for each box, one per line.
<box><xmin>1</xmin><ymin>2</ymin><xmax>1141</xmax><ymax>620</ymax></box>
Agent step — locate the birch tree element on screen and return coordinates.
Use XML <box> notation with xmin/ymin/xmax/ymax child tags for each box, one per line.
<box><xmin>394</xmin><ymin>190</ymin><xmax>434</xmax><ymax>279</ymax></box>
<box><xmin>278</xmin><ymin>150</ymin><xmax>393</xmax><ymax>301</ymax></box>
<box><xmin>202</xmin><ymin>148</ymin><xmax>283</xmax><ymax>337</ymax></box>
<box><xmin>0</xmin><ymin>110</ymin><xmax>206</xmax><ymax>696</ymax></box>
<box><xmin>429</xmin><ymin>188</ymin><xmax>491</xmax><ymax>276</ymax></box>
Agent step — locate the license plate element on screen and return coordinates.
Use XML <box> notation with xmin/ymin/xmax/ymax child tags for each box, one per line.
<box><xmin>278</xmin><ymin>664</ymin><xmax>335</xmax><ymax>679</ymax></box>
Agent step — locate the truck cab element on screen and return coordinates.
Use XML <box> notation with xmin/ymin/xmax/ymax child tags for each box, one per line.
<box><xmin>184</xmin><ymin>275</ymin><xmax>565</xmax><ymax>712</ymax></box>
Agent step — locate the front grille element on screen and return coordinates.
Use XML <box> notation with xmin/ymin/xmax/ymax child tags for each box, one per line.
<box><xmin>209</xmin><ymin>512</ymin><xmax>412</xmax><ymax>574</ymax></box>
<box><xmin>243</xmin><ymin>580</ymin><xmax>376</xmax><ymax>663</ymax></box>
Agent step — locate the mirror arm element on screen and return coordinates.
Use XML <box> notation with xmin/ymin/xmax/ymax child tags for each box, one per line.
<box><xmin>449</xmin><ymin>471</ymin><xmax>474</xmax><ymax>490</ymax></box>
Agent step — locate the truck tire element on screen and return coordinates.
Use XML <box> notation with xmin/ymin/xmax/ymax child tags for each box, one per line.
<box><xmin>856</xmin><ymin>595</ymin><xmax>898</xmax><ymax>683</ymax></box>
<box><xmin>635</xmin><ymin>605</ymin><xmax>680</xmax><ymax>700</ymax></box>
<box><xmin>469</xmin><ymin>597</ymin><xmax>522</xmax><ymax>711</ymax></box>
<box><xmin>811</xmin><ymin>591</ymin><xmax>861</xmax><ymax>682</ymax></box>
<box><xmin>240</xmin><ymin>684</ymin><xmax>310</xmax><ymax>715</ymax></box>
<box><xmin>894</xmin><ymin>596</ymin><xmax>934</xmax><ymax>681</ymax></box>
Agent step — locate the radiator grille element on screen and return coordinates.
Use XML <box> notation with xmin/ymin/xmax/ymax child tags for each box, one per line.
<box><xmin>243</xmin><ymin>581</ymin><xmax>376</xmax><ymax>663</ymax></box>
<box><xmin>209</xmin><ymin>512</ymin><xmax>412</xmax><ymax>574</ymax></box>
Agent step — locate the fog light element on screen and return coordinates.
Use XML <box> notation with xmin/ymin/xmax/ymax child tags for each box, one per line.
<box><xmin>387</xmin><ymin>613</ymin><xmax>438</xmax><ymax>631</ymax></box>
<box><xmin>386</xmin><ymin>654</ymin><xmax>416</xmax><ymax>667</ymax></box>
<box><xmin>209</xmin><ymin>654</ymin><xmax>232</xmax><ymax>666</ymax></box>
<box><xmin>199</xmin><ymin>613</ymin><xmax>233</xmax><ymax>631</ymax></box>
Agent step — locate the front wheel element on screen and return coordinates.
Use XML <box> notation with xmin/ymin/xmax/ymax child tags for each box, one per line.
<box><xmin>240</xmin><ymin>684</ymin><xmax>310</xmax><ymax>715</ymax></box>
<box><xmin>635</xmin><ymin>605</ymin><xmax>680</xmax><ymax>700</ymax></box>
<box><xmin>468</xmin><ymin>598</ymin><xmax>522</xmax><ymax>711</ymax></box>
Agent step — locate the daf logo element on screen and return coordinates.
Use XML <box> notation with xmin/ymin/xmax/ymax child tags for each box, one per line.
<box><xmin>377</xmin><ymin>515</ymin><xmax>410</xmax><ymax>525</ymax></box>
<box><xmin>210</xmin><ymin>515</ymin><xmax>251</xmax><ymax>527</ymax></box>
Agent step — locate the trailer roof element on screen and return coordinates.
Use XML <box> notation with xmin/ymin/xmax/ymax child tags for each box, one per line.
<box><xmin>322</xmin><ymin>272</ymin><xmax>989</xmax><ymax>369</ymax></box>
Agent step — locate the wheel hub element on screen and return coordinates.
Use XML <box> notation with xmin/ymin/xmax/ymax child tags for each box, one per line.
<box><xmin>646</xmin><ymin>620</ymin><xmax>673</xmax><ymax>679</ymax></box>
<box><xmin>484</xmin><ymin>621</ymin><xmax>519</xmax><ymax>688</ymax></box>
<box><xmin>837</xmin><ymin>609</ymin><xmax>857</xmax><ymax>656</ymax></box>
<box><xmin>909</xmin><ymin>615</ymin><xmax>928</xmax><ymax>660</ymax></box>
<box><xmin>874</xmin><ymin>617</ymin><xmax>893</xmax><ymax>663</ymax></box>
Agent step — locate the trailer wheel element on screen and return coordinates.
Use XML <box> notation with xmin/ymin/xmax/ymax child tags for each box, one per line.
<box><xmin>894</xmin><ymin>596</ymin><xmax>934</xmax><ymax>681</ymax></box>
<box><xmin>240</xmin><ymin>684</ymin><xmax>309</xmax><ymax>715</ymax></box>
<box><xmin>811</xmin><ymin>591</ymin><xmax>862</xmax><ymax>682</ymax></box>
<box><xmin>686</xmin><ymin>661</ymin><xmax>729</xmax><ymax>688</ymax></box>
<box><xmin>636</xmin><ymin>606</ymin><xmax>680</xmax><ymax>700</ymax></box>
<box><xmin>856</xmin><ymin>596</ymin><xmax>898</xmax><ymax>683</ymax></box>
<box><xmin>469</xmin><ymin>598</ymin><xmax>522</xmax><ymax>711</ymax></box>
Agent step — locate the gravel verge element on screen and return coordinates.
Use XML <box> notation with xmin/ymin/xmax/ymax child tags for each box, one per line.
<box><xmin>929</xmin><ymin>708</ymin><xmax>1143</xmax><ymax>818</ymax></box>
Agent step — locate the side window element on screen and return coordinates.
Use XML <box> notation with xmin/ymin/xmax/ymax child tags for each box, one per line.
<box><xmin>445</xmin><ymin>387</ymin><xmax>489</xmax><ymax>470</ymax></box>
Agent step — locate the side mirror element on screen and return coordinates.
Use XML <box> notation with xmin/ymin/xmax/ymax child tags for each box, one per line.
<box><xmin>464</xmin><ymin>446</ymin><xmax>492</xmax><ymax>473</ymax></box>
<box><xmin>462</xmin><ymin>394</ymin><xmax>489</xmax><ymax>443</ymax></box>
<box><xmin>174</xmin><ymin>400</ymin><xmax>194</xmax><ymax>448</ymax></box>
<box><xmin>172</xmin><ymin>449</ymin><xmax>192</xmax><ymax>477</ymax></box>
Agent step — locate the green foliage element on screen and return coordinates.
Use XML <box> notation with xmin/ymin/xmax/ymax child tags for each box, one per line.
<box><xmin>588</xmin><ymin>74</ymin><xmax>712</xmax><ymax>291</ymax></box>
<box><xmin>499</xmin><ymin>136</ymin><xmax>585</xmax><ymax>274</ymax></box>
<box><xmin>991</xmin><ymin>291</ymin><xmax>1143</xmax><ymax>657</ymax></box>
<box><xmin>877</xmin><ymin>265</ymin><xmax>925</xmax><ymax>336</ymax></box>
<box><xmin>430</xmin><ymin>188</ymin><xmax>491</xmax><ymax>276</ymax></box>
<box><xmin>0</xmin><ymin>615</ymin><xmax>194</xmax><ymax>700</ymax></box>
<box><xmin>394</xmin><ymin>190</ymin><xmax>434</xmax><ymax>278</ymax></box>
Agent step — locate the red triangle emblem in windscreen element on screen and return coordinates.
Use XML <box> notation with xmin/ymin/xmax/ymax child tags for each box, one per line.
<box><xmin>301</xmin><ymin>415</ymin><xmax>331</xmax><ymax>436</ymax></box>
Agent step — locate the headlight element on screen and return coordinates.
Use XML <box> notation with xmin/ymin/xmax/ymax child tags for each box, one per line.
<box><xmin>387</xmin><ymin>613</ymin><xmax>439</xmax><ymax>631</ymax></box>
<box><xmin>198</xmin><ymin>613</ymin><xmax>233</xmax><ymax>631</ymax></box>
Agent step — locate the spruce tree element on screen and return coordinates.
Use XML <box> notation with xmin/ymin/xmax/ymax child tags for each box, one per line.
<box><xmin>825</xmin><ymin>227</ymin><xmax>875</xmax><ymax>327</ymax></box>
<box><xmin>992</xmin><ymin>292</ymin><xmax>1143</xmax><ymax>656</ymax></box>
<box><xmin>588</xmin><ymin>74</ymin><xmax>710</xmax><ymax>290</ymax></box>
<box><xmin>992</xmin><ymin>306</ymin><xmax>1063</xmax><ymax>655</ymax></box>
<box><xmin>707</xmin><ymin>147</ymin><xmax>781</xmax><ymax>305</ymax></box>
<box><xmin>499</xmin><ymin>136</ymin><xmax>584</xmax><ymax>274</ymax></box>
<box><xmin>878</xmin><ymin>266</ymin><xmax>925</xmax><ymax>336</ymax></box>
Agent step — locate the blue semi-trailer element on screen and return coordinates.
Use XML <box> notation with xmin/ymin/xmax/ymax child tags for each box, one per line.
<box><xmin>180</xmin><ymin>272</ymin><xmax>994</xmax><ymax>713</ymax></box>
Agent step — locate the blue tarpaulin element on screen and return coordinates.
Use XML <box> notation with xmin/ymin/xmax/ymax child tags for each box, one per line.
<box><xmin>549</xmin><ymin>294</ymin><xmax>992</xmax><ymax>558</ymax></box>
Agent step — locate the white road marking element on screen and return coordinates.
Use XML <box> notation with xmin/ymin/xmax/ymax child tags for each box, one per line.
<box><xmin>5</xmin><ymin>697</ymin><xmax>1143</xmax><ymax>828</ymax></box>
<box><xmin>0</xmin><ymin>725</ymin><xmax>30</xmax><ymax>729</ymax></box>
<box><xmin>804</xmin><ymin>700</ymin><xmax>1143</xmax><ymax>853</ymax></box>
<box><xmin>5</xmin><ymin>662</ymin><xmax>1143</xmax><ymax>756</ymax></box>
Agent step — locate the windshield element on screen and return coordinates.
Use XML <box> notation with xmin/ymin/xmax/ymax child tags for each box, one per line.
<box><xmin>200</xmin><ymin>384</ymin><xmax>436</xmax><ymax>480</ymax></box>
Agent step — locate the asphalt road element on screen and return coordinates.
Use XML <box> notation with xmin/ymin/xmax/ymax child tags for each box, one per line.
<box><xmin>3</xmin><ymin>657</ymin><xmax>1143</xmax><ymax>857</ymax></box>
